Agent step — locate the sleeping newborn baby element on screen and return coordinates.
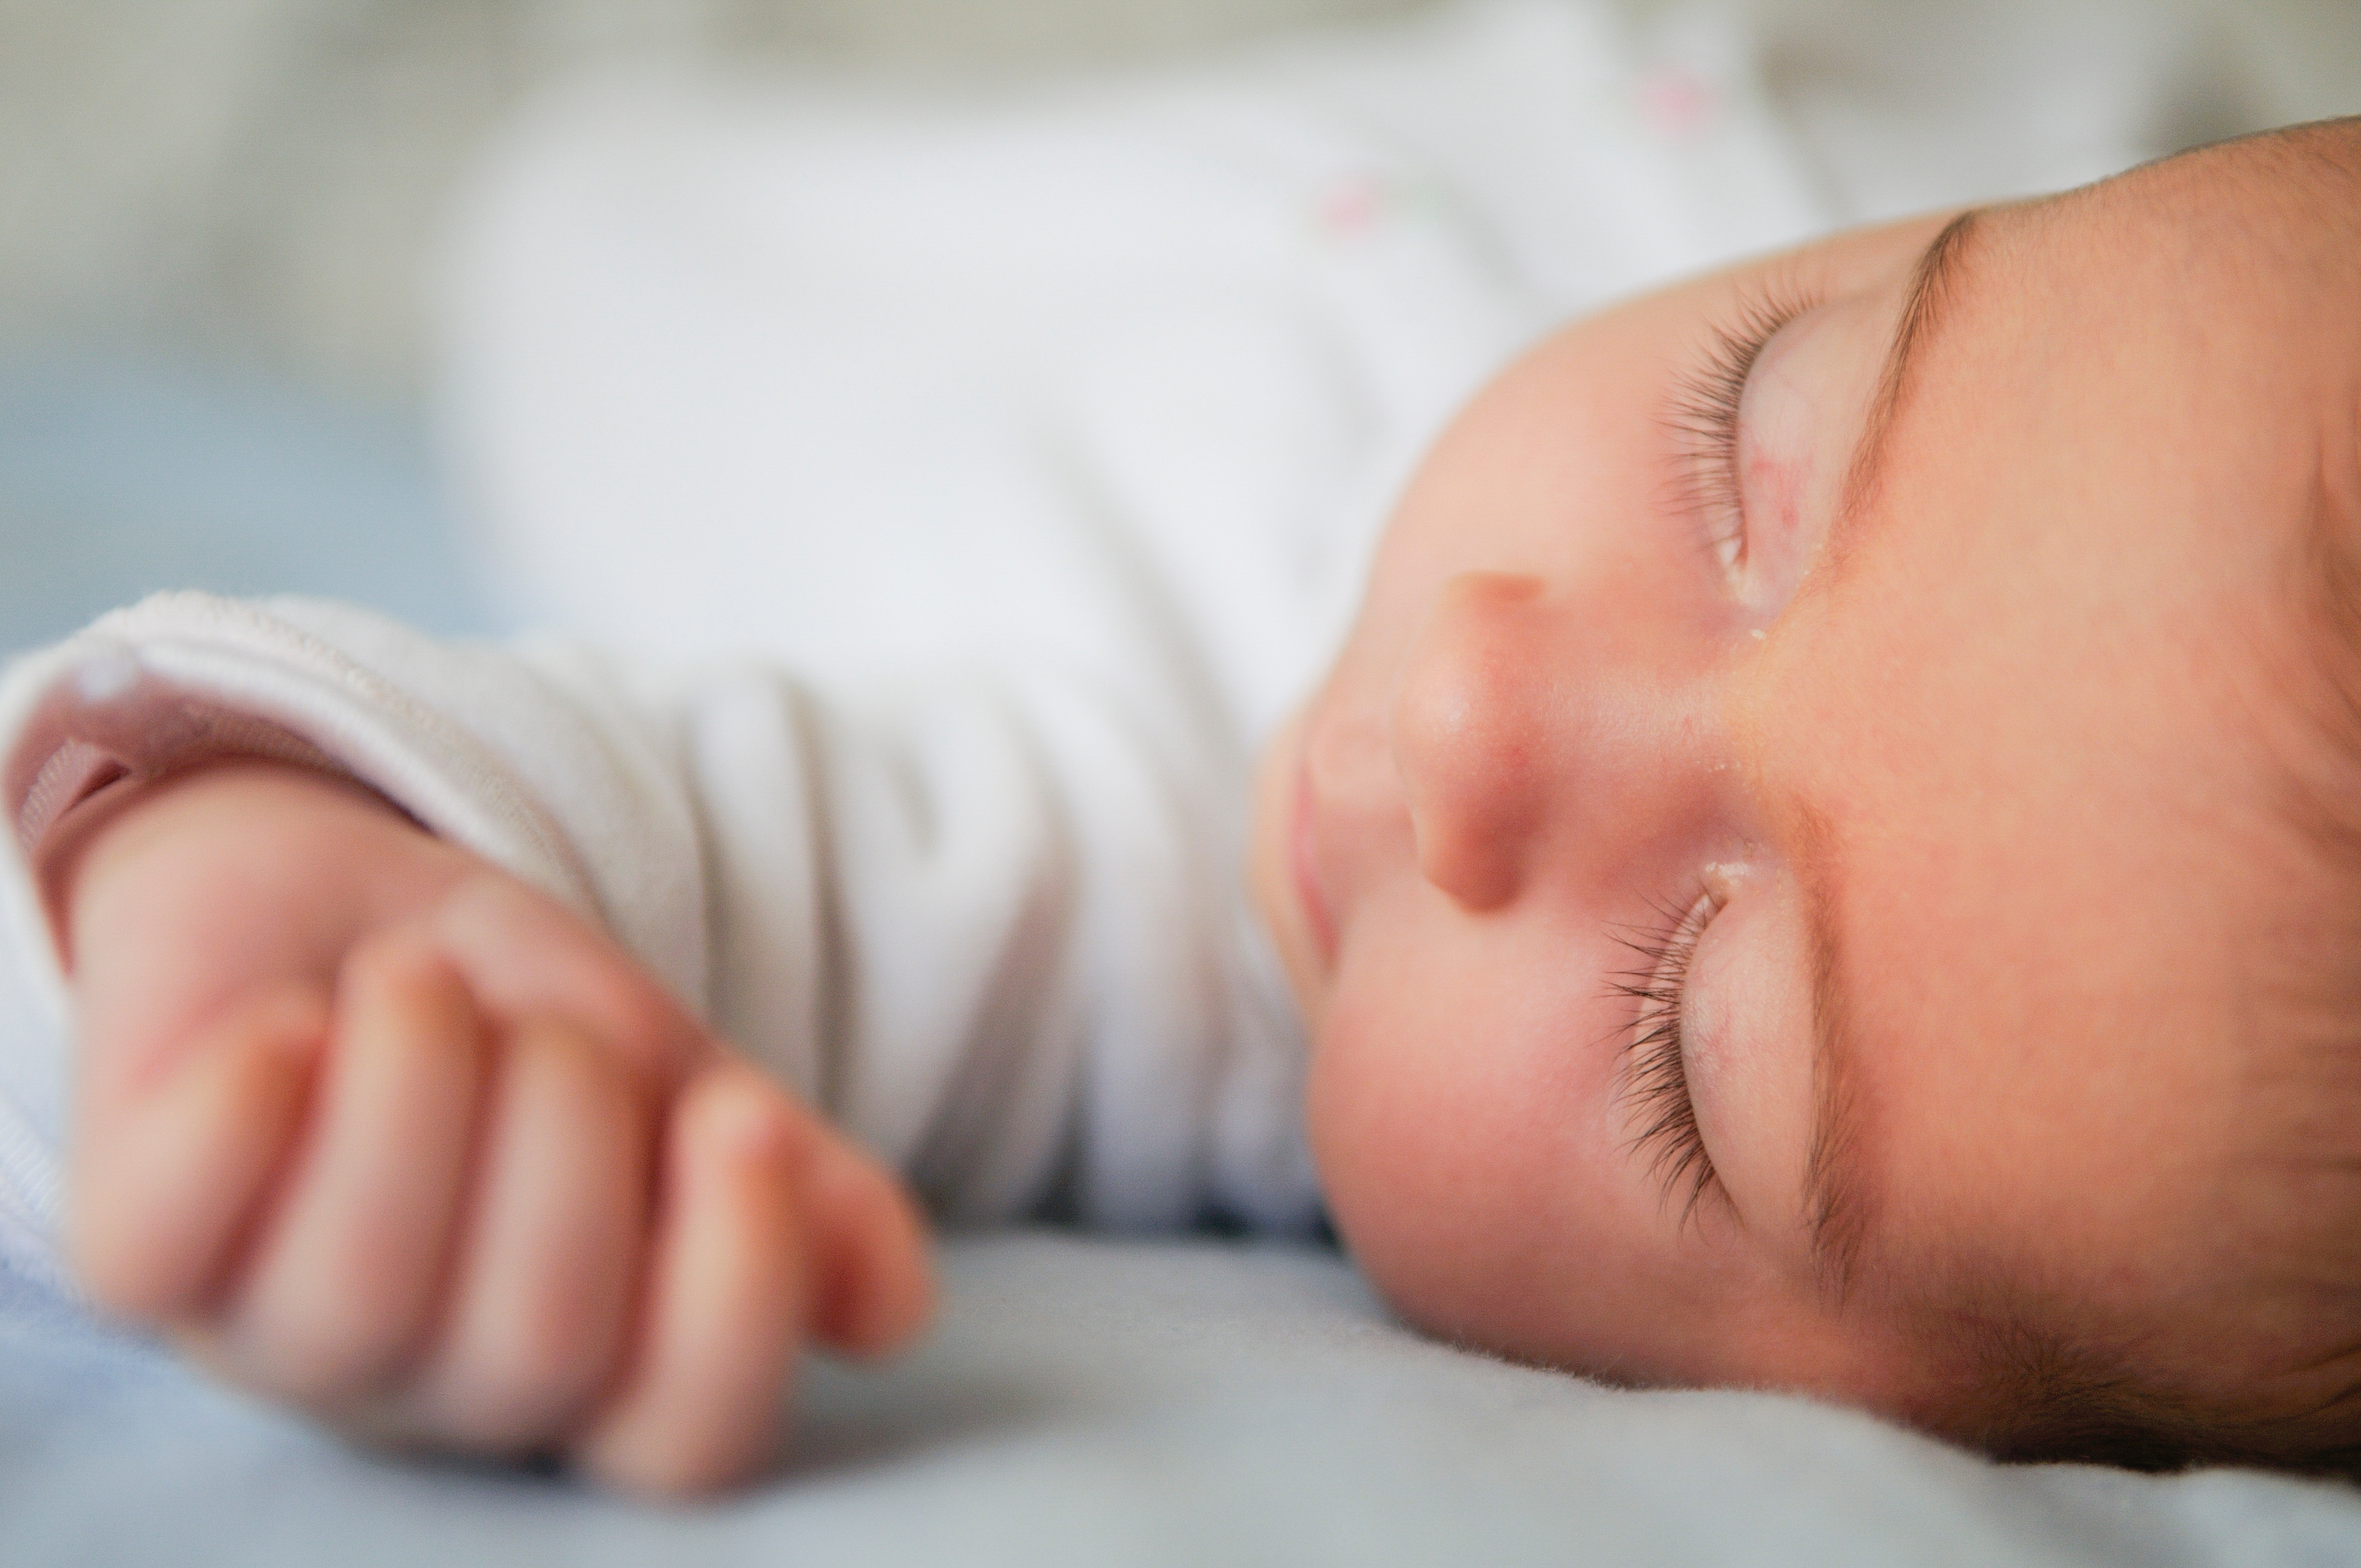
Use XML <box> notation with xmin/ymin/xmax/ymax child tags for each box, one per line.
<box><xmin>3</xmin><ymin>2</ymin><xmax>2358</xmax><ymax>1496</ymax></box>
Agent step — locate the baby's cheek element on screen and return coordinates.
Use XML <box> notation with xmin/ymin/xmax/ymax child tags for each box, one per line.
<box><xmin>1304</xmin><ymin>1028</ymin><xmax>1467</xmax><ymax>1336</ymax></box>
<box><xmin>1302</xmin><ymin>962</ymin><xmax>1589</xmax><ymax>1349</ymax></box>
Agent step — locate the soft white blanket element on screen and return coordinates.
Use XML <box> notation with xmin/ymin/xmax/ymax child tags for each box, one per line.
<box><xmin>7</xmin><ymin>1232</ymin><xmax>2360</xmax><ymax>1564</ymax></box>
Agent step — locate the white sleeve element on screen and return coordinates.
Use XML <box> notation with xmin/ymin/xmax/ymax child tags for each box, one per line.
<box><xmin>0</xmin><ymin>591</ymin><xmax>1319</xmax><ymax>1288</ymax></box>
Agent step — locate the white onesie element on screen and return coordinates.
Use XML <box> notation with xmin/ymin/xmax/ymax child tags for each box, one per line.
<box><xmin>0</xmin><ymin>0</ymin><xmax>2216</xmax><ymax>1302</ymax></box>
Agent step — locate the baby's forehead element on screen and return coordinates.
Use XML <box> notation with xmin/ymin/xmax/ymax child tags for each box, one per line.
<box><xmin>1770</xmin><ymin>119</ymin><xmax>2361</xmax><ymax>1308</ymax></box>
<box><xmin>1948</xmin><ymin>122</ymin><xmax>2361</xmax><ymax>499</ymax></box>
<box><xmin>1748</xmin><ymin>122</ymin><xmax>2361</xmax><ymax>1466</ymax></box>
<box><xmin>2044</xmin><ymin>120</ymin><xmax>2361</xmax><ymax>307</ymax></box>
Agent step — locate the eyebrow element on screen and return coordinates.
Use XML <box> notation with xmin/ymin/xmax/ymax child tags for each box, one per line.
<box><xmin>1800</xmin><ymin>812</ymin><xmax>1873</xmax><ymax>1294</ymax></box>
<box><xmin>1827</xmin><ymin>208</ymin><xmax>1984</xmax><ymax>576</ymax></box>
<box><xmin>1799</xmin><ymin>209</ymin><xmax>1984</xmax><ymax>1293</ymax></box>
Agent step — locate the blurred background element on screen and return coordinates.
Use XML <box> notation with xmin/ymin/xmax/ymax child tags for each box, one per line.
<box><xmin>1</xmin><ymin>0</ymin><xmax>2356</xmax><ymax>652</ymax></box>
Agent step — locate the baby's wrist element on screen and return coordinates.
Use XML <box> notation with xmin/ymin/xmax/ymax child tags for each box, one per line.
<box><xmin>36</xmin><ymin>758</ymin><xmax>436</xmax><ymax>973</ymax></box>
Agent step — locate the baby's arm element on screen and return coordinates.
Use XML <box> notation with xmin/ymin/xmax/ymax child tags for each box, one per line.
<box><xmin>42</xmin><ymin>758</ymin><xmax>931</xmax><ymax>1495</ymax></box>
<box><xmin>0</xmin><ymin>588</ymin><xmax>1310</xmax><ymax>1417</ymax></box>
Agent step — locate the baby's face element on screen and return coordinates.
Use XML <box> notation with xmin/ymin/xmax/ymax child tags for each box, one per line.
<box><xmin>1251</xmin><ymin>132</ymin><xmax>2361</xmax><ymax>1432</ymax></box>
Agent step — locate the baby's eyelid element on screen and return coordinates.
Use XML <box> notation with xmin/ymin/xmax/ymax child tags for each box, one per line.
<box><xmin>1721</xmin><ymin>311</ymin><xmax>1820</xmax><ymax>563</ymax></box>
<box><xmin>1716</xmin><ymin>350</ymin><xmax>1769</xmax><ymax>571</ymax></box>
<box><xmin>1660</xmin><ymin>885</ymin><xmax>1722</xmax><ymax>1046</ymax></box>
<box><xmin>1661</xmin><ymin>285</ymin><xmax>1813</xmax><ymax>585</ymax></box>
<box><xmin>1609</xmin><ymin>888</ymin><xmax>1726</xmax><ymax>1226</ymax></box>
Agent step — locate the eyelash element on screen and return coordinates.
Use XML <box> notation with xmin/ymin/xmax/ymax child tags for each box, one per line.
<box><xmin>1607</xmin><ymin>287</ymin><xmax>1813</xmax><ymax>1226</ymax></box>
<box><xmin>1663</xmin><ymin>285</ymin><xmax>1812</xmax><ymax>569</ymax></box>
<box><xmin>1608</xmin><ymin>893</ymin><xmax>1724</xmax><ymax>1224</ymax></box>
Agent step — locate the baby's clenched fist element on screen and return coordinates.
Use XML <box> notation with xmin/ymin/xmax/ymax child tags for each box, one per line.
<box><xmin>43</xmin><ymin>761</ymin><xmax>932</xmax><ymax>1495</ymax></box>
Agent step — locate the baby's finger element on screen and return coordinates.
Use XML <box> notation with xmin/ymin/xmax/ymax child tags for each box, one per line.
<box><xmin>209</xmin><ymin>939</ymin><xmax>488</xmax><ymax>1406</ymax></box>
<box><xmin>572</xmin><ymin>1068</ymin><xmax>809</xmax><ymax>1496</ymax></box>
<box><xmin>70</xmin><ymin>986</ymin><xmax>327</xmax><ymax>1322</ymax></box>
<box><xmin>803</xmin><ymin>1126</ymin><xmax>935</xmax><ymax>1360</ymax></box>
<box><xmin>399</xmin><ymin>1017</ymin><xmax>650</xmax><ymax>1450</ymax></box>
<box><xmin>428</xmin><ymin>876</ymin><xmax>711</xmax><ymax>1099</ymax></box>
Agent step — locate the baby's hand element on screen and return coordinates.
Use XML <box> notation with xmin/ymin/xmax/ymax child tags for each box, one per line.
<box><xmin>41</xmin><ymin>761</ymin><xmax>932</xmax><ymax>1495</ymax></box>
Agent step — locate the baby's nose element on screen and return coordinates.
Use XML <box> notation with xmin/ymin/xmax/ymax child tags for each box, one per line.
<box><xmin>1390</xmin><ymin>571</ymin><xmax>1562</xmax><ymax>910</ymax></box>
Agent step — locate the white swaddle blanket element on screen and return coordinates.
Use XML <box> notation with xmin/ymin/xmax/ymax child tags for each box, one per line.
<box><xmin>437</xmin><ymin>0</ymin><xmax>1830</xmax><ymax>693</ymax></box>
<box><xmin>435</xmin><ymin>0</ymin><xmax>2268</xmax><ymax>688</ymax></box>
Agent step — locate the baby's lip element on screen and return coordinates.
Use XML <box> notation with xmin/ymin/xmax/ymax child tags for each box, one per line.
<box><xmin>1292</xmin><ymin>754</ymin><xmax>1339</xmax><ymax>970</ymax></box>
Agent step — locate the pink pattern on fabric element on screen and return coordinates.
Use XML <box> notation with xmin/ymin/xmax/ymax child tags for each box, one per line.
<box><xmin>1637</xmin><ymin>65</ymin><xmax>1715</xmax><ymax>140</ymax></box>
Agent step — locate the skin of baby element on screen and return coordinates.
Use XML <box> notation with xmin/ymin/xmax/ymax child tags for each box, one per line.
<box><xmin>1247</xmin><ymin>122</ymin><xmax>2361</xmax><ymax>1445</ymax></box>
<box><xmin>39</xmin><ymin>121</ymin><xmax>2360</xmax><ymax>1487</ymax></box>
